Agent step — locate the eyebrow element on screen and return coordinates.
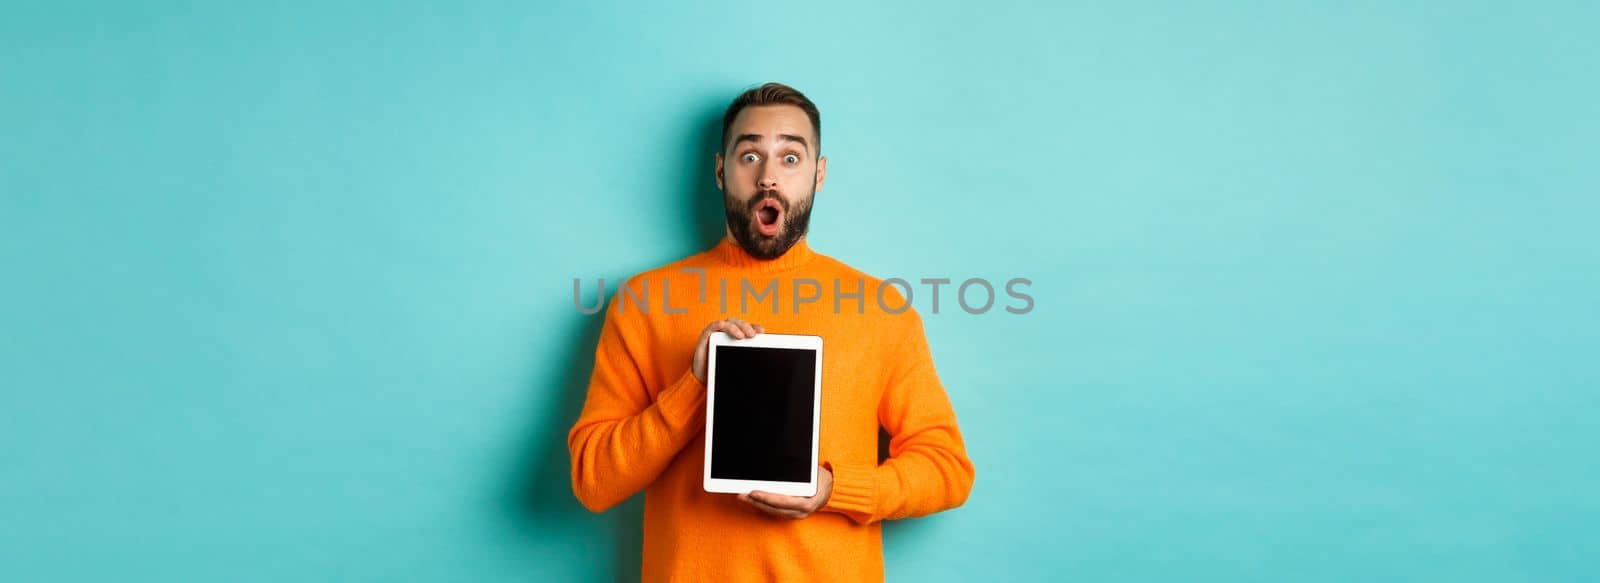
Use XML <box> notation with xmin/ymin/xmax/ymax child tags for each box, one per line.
<box><xmin>732</xmin><ymin>133</ymin><xmax>811</xmax><ymax>153</ymax></box>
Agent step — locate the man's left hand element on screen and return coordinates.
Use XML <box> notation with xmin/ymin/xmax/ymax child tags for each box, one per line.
<box><xmin>739</xmin><ymin>464</ymin><xmax>833</xmax><ymax>519</ymax></box>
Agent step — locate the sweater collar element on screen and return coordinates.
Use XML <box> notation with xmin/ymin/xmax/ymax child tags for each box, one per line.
<box><xmin>708</xmin><ymin>235</ymin><xmax>817</xmax><ymax>273</ymax></box>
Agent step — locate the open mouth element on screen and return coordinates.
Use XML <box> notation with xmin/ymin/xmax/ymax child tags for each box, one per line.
<box><xmin>753</xmin><ymin>198</ymin><xmax>783</xmax><ymax>236</ymax></box>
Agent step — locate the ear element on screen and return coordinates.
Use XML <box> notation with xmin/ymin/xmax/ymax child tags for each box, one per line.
<box><xmin>715</xmin><ymin>152</ymin><xmax>725</xmax><ymax>191</ymax></box>
<box><xmin>814</xmin><ymin>155</ymin><xmax>828</xmax><ymax>192</ymax></box>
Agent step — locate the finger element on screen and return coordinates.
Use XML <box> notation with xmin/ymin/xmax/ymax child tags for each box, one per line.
<box><xmin>702</xmin><ymin>321</ymin><xmax>726</xmax><ymax>344</ymax></box>
<box><xmin>741</xmin><ymin>321</ymin><xmax>758</xmax><ymax>337</ymax></box>
<box><xmin>721</xmin><ymin>320</ymin><xmax>745</xmax><ymax>339</ymax></box>
<box><xmin>748</xmin><ymin>491</ymin><xmax>812</xmax><ymax>511</ymax></box>
<box><xmin>742</xmin><ymin>494</ymin><xmax>804</xmax><ymax>519</ymax></box>
<box><xmin>755</xmin><ymin>501</ymin><xmax>802</xmax><ymax>519</ymax></box>
<box><xmin>753</xmin><ymin>323</ymin><xmax>765</xmax><ymax>334</ymax></box>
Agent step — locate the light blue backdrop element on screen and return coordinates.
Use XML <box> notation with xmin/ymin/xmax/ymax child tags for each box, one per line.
<box><xmin>3</xmin><ymin>1</ymin><xmax>1596</xmax><ymax>581</ymax></box>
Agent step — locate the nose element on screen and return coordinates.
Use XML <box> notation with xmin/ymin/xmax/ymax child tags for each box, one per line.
<box><xmin>758</xmin><ymin>163</ymin><xmax>779</xmax><ymax>190</ymax></box>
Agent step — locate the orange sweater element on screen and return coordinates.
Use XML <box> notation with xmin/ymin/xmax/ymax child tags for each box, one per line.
<box><xmin>568</xmin><ymin>236</ymin><xmax>976</xmax><ymax>582</ymax></box>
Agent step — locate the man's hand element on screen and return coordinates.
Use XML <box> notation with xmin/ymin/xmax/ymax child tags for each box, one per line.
<box><xmin>739</xmin><ymin>464</ymin><xmax>834</xmax><ymax>519</ymax></box>
<box><xmin>692</xmin><ymin>317</ymin><xmax>763</xmax><ymax>383</ymax></box>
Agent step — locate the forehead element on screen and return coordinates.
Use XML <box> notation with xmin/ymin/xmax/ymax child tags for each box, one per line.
<box><xmin>728</xmin><ymin>105</ymin><xmax>816</xmax><ymax>144</ymax></box>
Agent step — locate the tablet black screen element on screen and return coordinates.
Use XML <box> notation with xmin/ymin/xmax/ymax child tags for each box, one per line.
<box><xmin>709</xmin><ymin>345</ymin><xmax>816</xmax><ymax>483</ymax></box>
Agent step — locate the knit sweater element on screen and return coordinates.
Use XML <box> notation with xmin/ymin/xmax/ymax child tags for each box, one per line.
<box><xmin>567</xmin><ymin>235</ymin><xmax>976</xmax><ymax>582</ymax></box>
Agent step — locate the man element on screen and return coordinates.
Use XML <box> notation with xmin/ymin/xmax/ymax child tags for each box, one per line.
<box><xmin>567</xmin><ymin>82</ymin><xmax>975</xmax><ymax>581</ymax></box>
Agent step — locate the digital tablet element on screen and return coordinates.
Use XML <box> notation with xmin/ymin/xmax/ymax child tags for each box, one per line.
<box><xmin>703</xmin><ymin>332</ymin><xmax>823</xmax><ymax>497</ymax></box>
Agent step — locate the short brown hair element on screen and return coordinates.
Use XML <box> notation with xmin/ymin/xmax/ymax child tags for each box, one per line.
<box><xmin>720</xmin><ymin>82</ymin><xmax>822</xmax><ymax>157</ymax></box>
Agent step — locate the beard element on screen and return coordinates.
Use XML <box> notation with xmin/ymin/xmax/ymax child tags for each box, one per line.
<box><xmin>722</xmin><ymin>186</ymin><xmax>815</xmax><ymax>260</ymax></box>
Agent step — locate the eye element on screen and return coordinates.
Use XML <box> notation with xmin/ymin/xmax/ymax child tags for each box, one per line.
<box><xmin>783</xmin><ymin>154</ymin><xmax>799</xmax><ymax>164</ymax></box>
<box><xmin>741</xmin><ymin>153</ymin><xmax>759</xmax><ymax>163</ymax></box>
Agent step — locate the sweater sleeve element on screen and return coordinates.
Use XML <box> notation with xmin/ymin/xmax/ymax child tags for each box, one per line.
<box><xmin>821</xmin><ymin>309</ymin><xmax>976</xmax><ymax>524</ymax></box>
<box><xmin>567</xmin><ymin>297</ymin><xmax>706</xmax><ymax>513</ymax></box>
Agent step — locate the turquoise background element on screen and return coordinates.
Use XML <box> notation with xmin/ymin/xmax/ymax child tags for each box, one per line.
<box><xmin>4</xmin><ymin>1</ymin><xmax>1596</xmax><ymax>581</ymax></box>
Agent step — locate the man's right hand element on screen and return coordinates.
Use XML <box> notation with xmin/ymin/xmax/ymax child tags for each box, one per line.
<box><xmin>693</xmin><ymin>318</ymin><xmax>763</xmax><ymax>383</ymax></box>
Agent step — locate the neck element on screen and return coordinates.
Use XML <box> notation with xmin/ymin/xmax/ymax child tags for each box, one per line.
<box><xmin>709</xmin><ymin>234</ymin><xmax>816</xmax><ymax>273</ymax></box>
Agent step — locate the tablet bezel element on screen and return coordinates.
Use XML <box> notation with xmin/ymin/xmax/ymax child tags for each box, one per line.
<box><xmin>702</xmin><ymin>331</ymin><xmax>823</xmax><ymax>497</ymax></box>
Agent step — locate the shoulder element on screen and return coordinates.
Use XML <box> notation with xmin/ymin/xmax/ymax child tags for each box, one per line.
<box><xmin>601</xmin><ymin>249</ymin><xmax>714</xmax><ymax>321</ymax></box>
<box><xmin>620</xmin><ymin>252</ymin><xmax>706</xmax><ymax>290</ymax></box>
<box><xmin>809</xmin><ymin>250</ymin><xmax>924</xmax><ymax>323</ymax></box>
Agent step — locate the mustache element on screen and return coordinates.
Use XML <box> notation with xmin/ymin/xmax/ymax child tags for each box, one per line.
<box><xmin>746</xmin><ymin>189</ymin><xmax>789</xmax><ymax>213</ymax></box>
